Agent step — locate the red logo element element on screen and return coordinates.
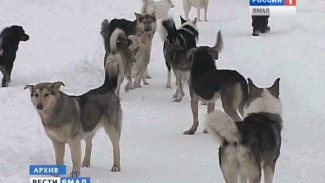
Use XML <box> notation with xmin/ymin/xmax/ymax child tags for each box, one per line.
<box><xmin>285</xmin><ymin>0</ymin><xmax>296</xmax><ymax>6</ymax></box>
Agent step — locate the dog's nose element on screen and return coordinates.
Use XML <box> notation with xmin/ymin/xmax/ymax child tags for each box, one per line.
<box><xmin>36</xmin><ymin>104</ymin><xmax>43</xmax><ymax>110</ymax></box>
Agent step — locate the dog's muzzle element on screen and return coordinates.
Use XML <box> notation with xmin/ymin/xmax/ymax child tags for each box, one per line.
<box><xmin>36</xmin><ymin>104</ymin><xmax>43</xmax><ymax>110</ymax></box>
<box><xmin>22</xmin><ymin>34</ymin><xmax>29</xmax><ymax>41</ymax></box>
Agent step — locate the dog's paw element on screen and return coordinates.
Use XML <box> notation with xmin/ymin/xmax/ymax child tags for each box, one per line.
<box><xmin>145</xmin><ymin>75</ymin><xmax>152</xmax><ymax>79</ymax></box>
<box><xmin>173</xmin><ymin>97</ymin><xmax>182</xmax><ymax>102</ymax></box>
<box><xmin>203</xmin><ymin>129</ymin><xmax>209</xmax><ymax>134</ymax></box>
<box><xmin>81</xmin><ymin>160</ymin><xmax>90</xmax><ymax>168</ymax></box>
<box><xmin>111</xmin><ymin>165</ymin><xmax>121</xmax><ymax>172</ymax></box>
<box><xmin>70</xmin><ymin>171</ymin><xmax>80</xmax><ymax>177</ymax></box>
<box><xmin>183</xmin><ymin>129</ymin><xmax>196</xmax><ymax>135</ymax></box>
<box><xmin>144</xmin><ymin>82</ymin><xmax>149</xmax><ymax>85</ymax></box>
<box><xmin>166</xmin><ymin>84</ymin><xmax>171</xmax><ymax>89</ymax></box>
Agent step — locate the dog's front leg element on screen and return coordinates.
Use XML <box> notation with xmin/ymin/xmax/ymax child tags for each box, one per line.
<box><xmin>184</xmin><ymin>90</ymin><xmax>199</xmax><ymax>135</ymax></box>
<box><xmin>52</xmin><ymin>140</ymin><xmax>65</xmax><ymax>165</ymax></box>
<box><xmin>174</xmin><ymin>72</ymin><xmax>184</xmax><ymax>102</ymax></box>
<box><xmin>81</xmin><ymin>136</ymin><xmax>94</xmax><ymax>168</ymax></box>
<box><xmin>1</xmin><ymin>67</ymin><xmax>10</xmax><ymax>87</ymax></box>
<box><xmin>204</xmin><ymin>6</ymin><xmax>208</xmax><ymax>21</ymax></box>
<box><xmin>197</xmin><ymin>8</ymin><xmax>201</xmax><ymax>21</ymax></box>
<box><xmin>124</xmin><ymin>73</ymin><xmax>133</xmax><ymax>92</ymax></box>
<box><xmin>68</xmin><ymin>135</ymin><xmax>81</xmax><ymax>177</ymax></box>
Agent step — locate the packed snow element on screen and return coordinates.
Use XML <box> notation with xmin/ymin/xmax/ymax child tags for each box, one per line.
<box><xmin>0</xmin><ymin>0</ymin><xmax>324</xmax><ymax>182</ymax></box>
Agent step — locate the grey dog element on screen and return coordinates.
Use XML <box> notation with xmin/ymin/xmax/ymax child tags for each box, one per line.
<box><xmin>25</xmin><ymin>74</ymin><xmax>122</xmax><ymax>177</ymax></box>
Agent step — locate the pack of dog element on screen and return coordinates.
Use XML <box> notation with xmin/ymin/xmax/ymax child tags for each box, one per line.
<box><xmin>0</xmin><ymin>25</ymin><xmax>29</xmax><ymax>87</ymax></box>
<box><xmin>162</xmin><ymin>17</ymin><xmax>198</xmax><ymax>95</ymax></box>
<box><xmin>184</xmin><ymin>31</ymin><xmax>248</xmax><ymax>134</ymax></box>
<box><xmin>205</xmin><ymin>78</ymin><xmax>282</xmax><ymax>183</ymax></box>
<box><xmin>25</xmin><ymin>73</ymin><xmax>122</xmax><ymax>177</ymax></box>
<box><xmin>183</xmin><ymin>0</ymin><xmax>209</xmax><ymax>21</ymax></box>
<box><xmin>128</xmin><ymin>31</ymin><xmax>154</xmax><ymax>88</ymax></box>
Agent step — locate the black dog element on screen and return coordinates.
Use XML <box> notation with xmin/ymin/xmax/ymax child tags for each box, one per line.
<box><xmin>184</xmin><ymin>31</ymin><xmax>248</xmax><ymax>135</ymax></box>
<box><xmin>0</xmin><ymin>25</ymin><xmax>29</xmax><ymax>87</ymax></box>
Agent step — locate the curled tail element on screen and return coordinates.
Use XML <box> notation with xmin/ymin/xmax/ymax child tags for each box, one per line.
<box><xmin>110</xmin><ymin>28</ymin><xmax>125</xmax><ymax>54</ymax></box>
<box><xmin>162</xmin><ymin>18</ymin><xmax>178</xmax><ymax>43</ymax></box>
<box><xmin>205</xmin><ymin>110</ymin><xmax>241</xmax><ymax>145</ymax></box>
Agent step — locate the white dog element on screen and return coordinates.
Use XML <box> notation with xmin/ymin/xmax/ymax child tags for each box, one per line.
<box><xmin>183</xmin><ymin>0</ymin><xmax>209</xmax><ymax>21</ymax></box>
<box><xmin>141</xmin><ymin>0</ymin><xmax>174</xmax><ymax>20</ymax></box>
<box><xmin>128</xmin><ymin>32</ymin><xmax>153</xmax><ymax>88</ymax></box>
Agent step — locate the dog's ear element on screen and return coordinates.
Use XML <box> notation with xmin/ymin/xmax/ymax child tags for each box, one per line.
<box><xmin>151</xmin><ymin>11</ymin><xmax>156</xmax><ymax>19</ymax></box>
<box><xmin>193</xmin><ymin>18</ymin><xmax>198</xmax><ymax>25</ymax></box>
<box><xmin>51</xmin><ymin>81</ymin><xmax>65</xmax><ymax>94</ymax></box>
<box><xmin>208</xmin><ymin>47</ymin><xmax>219</xmax><ymax>60</ymax></box>
<box><xmin>186</xmin><ymin>48</ymin><xmax>197</xmax><ymax>61</ymax></box>
<box><xmin>180</xmin><ymin>16</ymin><xmax>187</xmax><ymax>24</ymax></box>
<box><xmin>24</xmin><ymin>85</ymin><xmax>34</xmax><ymax>94</ymax></box>
<box><xmin>248</xmin><ymin>78</ymin><xmax>261</xmax><ymax>97</ymax></box>
<box><xmin>135</xmin><ymin>12</ymin><xmax>142</xmax><ymax>20</ymax></box>
<box><xmin>268</xmin><ymin>78</ymin><xmax>280</xmax><ymax>98</ymax></box>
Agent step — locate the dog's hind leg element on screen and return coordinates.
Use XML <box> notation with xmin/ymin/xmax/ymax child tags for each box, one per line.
<box><xmin>141</xmin><ymin>74</ymin><xmax>149</xmax><ymax>85</ymax></box>
<box><xmin>81</xmin><ymin>135</ymin><xmax>95</xmax><ymax>168</ymax></box>
<box><xmin>166</xmin><ymin>62</ymin><xmax>172</xmax><ymax>88</ymax></box>
<box><xmin>173</xmin><ymin>71</ymin><xmax>184</xmax><ymax>102</ymax></box>
<box><xmin>104</xmin><ymin>125</ymin><xmax>121</xmax><ymax>172</ymax></box>
<box><xmin>52</xmin><ymin>140</ymin><xmax>65</xmax><ymax>166</ymax></box>
<box><xmin>183</xmin><ymin>0</ymin><xmax>191</xmax><ymax>20</ymax></box>
<box><xmin>144</xmin><ymin>67</ymin><xmax>151</xmax><ymax>79</ymax></box>
<box><xmin>263</xmin><ymin>162</ymin><xmax>275</xmax><ymax>183</ymax></box>
<box><xmin>221</xmin><ymin>84</ymin><xmax>243</xmax><ymax>121</ymax></box>
<box><xmin>68</xmin><ymin>135</ymin><xmax>82</xmax><ymax>177</ymax></box>
<box><xmin>184</xmin><ymin>90</ymin><xmax>199</xmax><ymax>135</ymax></box>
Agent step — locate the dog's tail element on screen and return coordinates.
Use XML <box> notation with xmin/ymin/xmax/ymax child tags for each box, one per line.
<box><xmin>162</xmin><ymin>18</ymin><xmax>178</xmax><ymax>43</ymax></box>
<box><xmin>213</xmin><ymin>30</ymin><xmax>223</xmax><ymax>53</ymax></box>
<box><xmin>110</xmin><ymin>28</ymin><xmax>126</xmax><ymax>54</ymax></box>
<box><xmin>205</xmin><ymin>110</ymin><xmax>241</xmax><ymax>145</ymax></box>
<box><xmin>238</xmin><ymin>78</ymin><xmax>249</xmax><ymax>117</ymax></box>
<box><xmin>101</xmin><ymin>19</ymin><xmax>111</xmax><ymax>52</ymax></box>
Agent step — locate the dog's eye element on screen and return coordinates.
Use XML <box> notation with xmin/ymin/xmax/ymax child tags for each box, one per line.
<box><xmin>34</xmin><ymin>94</ymin><xmax>39</xmax><ymax>97</ymax></box>
<box><xmin>44</xmin><ymin>93</ymin><xmax>49</xmax><ymax>97</ymax></box>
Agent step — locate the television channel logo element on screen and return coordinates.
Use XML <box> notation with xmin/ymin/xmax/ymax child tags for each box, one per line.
<box><xmin>249</xmin><ymin>0</ymin><xmax>296</xmax><ymax>16</ymax></box>
<box><xmin>29</xmin><ymin>165</ymin><xmax>90</xmax><ymax>183</ymax></box>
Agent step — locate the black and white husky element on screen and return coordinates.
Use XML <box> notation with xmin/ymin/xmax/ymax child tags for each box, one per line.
<box><xmin>206</xmin><ymin>78</ymin><xmax>282</xmax><ymax>183</ymax></box>
<box><xmin>163</xmin><ymin>17</ymin><xmax>198</xmax><ymax>89</ymax></box>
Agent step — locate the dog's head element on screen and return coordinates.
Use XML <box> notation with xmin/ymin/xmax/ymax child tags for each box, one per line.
<box><xmin>186</xmin><ymin>31</ymin><xmax>222</xmax><ymax>63</ymax></box>
<box><xmin>1</xmin><ymin>25</ymin><xmax>30</xmax><ymax>42</ymax></box>
<box><xmin>135</xmin><ymin>12</ymin><xmax>157</xmax><ymax>33</ymax></box>
<box><xmin>24</xmin><ymin>82</ymin><xmax>65</xmax><ymax>112</ymax></box>
<box><xmin>244</xmin><ymin>78</ymin><xmax>282</xmax><ymax>117</ymax></box>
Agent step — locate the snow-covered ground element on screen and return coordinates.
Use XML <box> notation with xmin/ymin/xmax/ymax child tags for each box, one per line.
<box><xmin>0</xmin><ymin>0</ymin><xmax>324</xmax><ymax>182</ymax></box>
